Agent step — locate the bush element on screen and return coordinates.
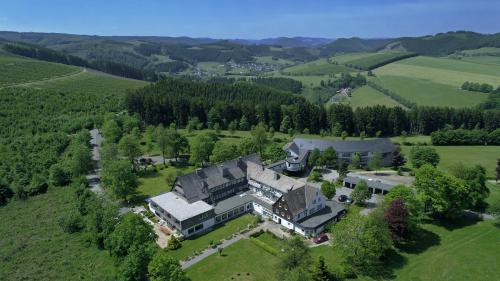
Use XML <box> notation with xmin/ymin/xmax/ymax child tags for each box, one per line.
<box><xmin>249</xmin><ymin>229</ymin><xmax>265</xmax><ymax>238</ymax></box>
<box><xmin>249</xmin><ymin>237</ymin><xmax>278</xmax><ymax>256</ymax></box>
<box><xmin>58</xmin><ymin>211</ymin><xmax>84</xmax><ymax>233</ymax></box>
<box><xmin>167</xmin><ymin>235</ymin><xmax>182</xmax><ymax>250</ymax></box>
<box><xmin>49</xmin><ymin>163</ymin><xmax>71</xmax><ymax>186</ymax></box>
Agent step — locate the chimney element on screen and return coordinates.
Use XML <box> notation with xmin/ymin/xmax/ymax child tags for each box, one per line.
<box><xmin>219</xmin><ymin>164</ymin><xmax>229</xmax><ymax>177</ymax></box>
<box><xmin>274</xmin><ymin>173</ymin><xmax>280</xmax><ymax>180</ymax></box>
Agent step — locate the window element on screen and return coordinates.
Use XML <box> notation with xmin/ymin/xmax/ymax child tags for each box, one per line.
<box><xmin>188</xmin><ymin>228</ymin><xmax>194</xmax><ymax>234</ymax></box>
<box><xmin>194</xmin><ymin>224</ymin><xmax>203</xmax><ymax>231</ymax></box>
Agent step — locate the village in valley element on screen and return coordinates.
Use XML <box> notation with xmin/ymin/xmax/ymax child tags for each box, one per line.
<box><xmin>1</xmin><ymin>2</ymin><xmax>500</xmax><ymax>281</ymax></box>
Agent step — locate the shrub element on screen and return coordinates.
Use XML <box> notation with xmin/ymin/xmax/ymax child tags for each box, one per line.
<box><xmin>167</xmin><ymin>235</ymin><xmax>182</xmax><ymax>250</ymax></box>
<box><xmin>249</xmin><ymin>238</ymin><xmax>278</xmax><ymax>256</ymax></box>
<box><xmin>58</xmin><ymin>211</ymin><xmax>84</xmax><ymax>233</ymax></box>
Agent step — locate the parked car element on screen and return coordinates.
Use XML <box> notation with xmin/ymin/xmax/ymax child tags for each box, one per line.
<box><xmin>313</xmin><ymin>233</ymin><xmax>329</xmax><ymax>244</ymax></box>
<box><xmin>338</xmin><ymin>195</ymin><xmax>348</xmax><ymax>202</ymax></box>
<box><xmin>338</xmin><ymin>195</ymin><xmax>352</xmax><ymax>204</ymax></box>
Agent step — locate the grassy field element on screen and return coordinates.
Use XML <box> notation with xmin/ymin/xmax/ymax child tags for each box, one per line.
<box><xmin>0</xmin><ymin>55</ymin><xmax>80</xmax><ymax>87</ymax></box>
<box><xmin>399</xmin><ymin>144</ymin><xmax>500</xmax><ymax>178</ymax></box>
<box><xmin>350</xmin><ymin>85</ymin><xmax>403</xmax><ymax>108</ymax></box>
<box><xmin>332</xmin><ymin>51</ymin><xmax>413</xmax><ymax>70</ymax></box>
<box><xmin>281</xmin><ymin>58</ymin><xmax>355</xmax><ymax>75</ymax></box>
<box><xmin>375</xmin><ymin>56</ymin><xmax>500</xmax><ymax>86</ymax></box>
<box><xmin>197</xmin><ymin>61</ymin><xmax>226</xmax><ymax>75</ymax></box>
<box><xmin>458</xmin><ymin>47</ymin><xmax>500</xmax><ymax>56</ymax></box>
<box><xmin>186</xmin><ymin>219</ymin><xmax>500</xmax><ymax>281</ymax></box>
<box><xmin>460</xmin><ymin>56</ymin><xmax>500</xmax><ymax>67</ymax></box>
<box><xmin>135</xmin><ymin>165</ymin><xmax>195</xmax><ymax>200</ymax></box>
<box><xmin>370</xmin><ymin>56</ymin><xmax>498</xmax><ymax>107</ymax></box>
<box><xmin>28</xmin><ymin>69</ymin><xmax>148</xmax><ymax>95</ymax></box>
<box><xmin>388</xmin><ymin>220</ymin><xmax>500</xmax><ymax>281</ymax></box>
<box><xmin>369</xmin><ymin>75</ymin><xmax>489</xmax><ymax>107</ymax></box>
<box><xmin>167</xmin><ymin>214</ymin><xmax>255</xmax><ymax>261</ymax></box>
<box><xmin>0</xmin><ymin>187</ymin><xmax>117</xmax><ymax>281</ymax></box>
<box><xmin>187</xmin><ymin>239</ymin><xmax>278</xmax><ymax>281</ymax></box>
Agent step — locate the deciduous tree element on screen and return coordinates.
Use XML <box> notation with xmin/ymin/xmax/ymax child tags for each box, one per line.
<box><xmin>102</xmin><ymin>160</ymin><xmax>138</xmax><ymax>202</ymax></box>
<box><xmin>148</xmin><ymin>250</ymin><xmax>190</xmax><ymax>281</ymax></box>
<box><xmin>351</xmin><ymin>180</ymin><xmax>371</xmax><ymax>206</ymax></box>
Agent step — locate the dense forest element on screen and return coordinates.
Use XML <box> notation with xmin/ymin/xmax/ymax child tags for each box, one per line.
<box><xmin>125</xmin><ymin>77</ymin><xmax>500</xmax><ymax>136</ymax></box>
<box><xmin>0</xmin><ymin>86</ymin><xmax>122</xmax><ymax>203</ymax></box>
<box><xmin>3</xmin><ymin>43</ymin><xmax>146</xmax><ymax>80</ymax></box>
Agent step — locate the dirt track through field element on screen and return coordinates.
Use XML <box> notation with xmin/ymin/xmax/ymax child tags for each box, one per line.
<box><xmin>0</xmin><ymin>68</ymin><xmax>86</xmax><ymax>90</ymax></box>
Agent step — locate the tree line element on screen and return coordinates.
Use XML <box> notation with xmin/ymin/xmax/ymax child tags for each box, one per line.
<box><xmin>125</xmin><ymin>77</ymin><xmax>500</xmax><ymax>137</ymax></box>
<box><xmin>431</xmin><ymin>128</ymin><xmax>500</xmax><ymax>145</ymax></box>
<box><xmin>3</xmin><ymin>43</ymin><xmax>145</xmax><ymax>80</ymax></box>
<box><xmin>461</xmin><ymin>81</ymin><xmax>499</xmax><ymax>94</ymax></box>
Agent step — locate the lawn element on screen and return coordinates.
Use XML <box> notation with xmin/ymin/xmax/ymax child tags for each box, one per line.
<box><xmin>136</xmin><ymin>165</ymin><xmax>195</xmax><ymax>199</ymax></box>
<box><xmin>388</xmin><ymin>220</ymin><xmax>500</xmax><ymax>281</ymax></box>
<box><xmin>0</xmin><ymin>55</ymin><xmax>80</xmax><ymax>87</ymax></box>
<box><xmin>350</xmin><ymin>85</ymin><xmax>404</xmax><ymax>108</ymax></box>
<box><xmin>187</xmin><ymin>219</ymin><xmax>500</xmax><ymax>281</ymax></box>
<box><xmin>0</xmin><ymin>187</ymin><xmax>117</xmax><ymax>281</ymax></box>
<box><xmin>187</xmin><ymin>239</ymin><xmax>279</xmax><ymax>281</ymax></box>
<box><xmin>166</xmin><ymin>214</ymin><xmax>255</xmax><ymax>261</ymax></box>
<box><xmin>281</xmin><ymin>58</ymin><xmax>355</xmax><ymax>75</ymax></box>
<box><xmin>400</xmin><ymin>145</ymin><xmax>500</xmax><ymax>178</ymax></box>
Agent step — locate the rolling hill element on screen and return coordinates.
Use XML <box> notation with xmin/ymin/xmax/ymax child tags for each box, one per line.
<box><xmin>370</xmin><ymin>56</ymin><xmax>497</xmax><ymax>107</ymax></box>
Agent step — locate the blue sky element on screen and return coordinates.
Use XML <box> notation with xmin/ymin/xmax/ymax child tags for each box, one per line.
<box><xmin>0</xmin><ymin>0</ymin><xmax>499</xmax><ymax>39</ymax></box>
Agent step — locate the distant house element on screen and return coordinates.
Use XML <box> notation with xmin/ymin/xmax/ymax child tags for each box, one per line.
<box><xmin>284</xmin><ymin>138</ymin><xmax>397</xmax><ymax>172</ymax></box>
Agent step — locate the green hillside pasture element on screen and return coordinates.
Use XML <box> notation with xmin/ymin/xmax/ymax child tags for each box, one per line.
<box><xmin>0</xmin><ymin>55</ymin><xmax>80</xmax><ymax>87</ymax></box>
<box><xmin>350</xmin><ymin>85</ymin><xmax>403</xmax><ymax>108</ymax></box>
<box><xmin>330</xmin><ymin>52</ymin><xmax>375</xmax><ymax>64</ymax></box>
<box><xmin>197</xmin><ymin>61</ymin><xmax>226</xmax><ymax>75</ymax></box>
<box><xmin>281</xmin><ymin>58</ymin><xmax>354</xmax><ymax>75</ymax></box>
<box><xmin>376</xmin><ymin>56</ymin><xmax>500</xmax><ymax>86</ymax></box>
<box><xmin>461</xmin><ymin>55</ymin><xmax>500</xmax><ymax>67</ymax></box>
<box><xmin>28</xmin><ymin>69</ymin><xmax>148</xmax><ymax>95</ymax></box>
<box><xmin>401</xmin><ymin>145</ymin><xmax>500</xmax><ymax>178</ymax></box>
<box><xmin>0</xmin><ymin>187</ymin><xmax>117</xmax><ymax>281</ymax></box>
<box><xmin>335</xmin><ymin>51</ymin><xmax>415</xmax><ymax>70</ymax></box>
<box><xmin>459</xmin><ymin>47</ymin><xmax>500</xmax><ymax>56</ymax></box>
<box><xmin>369</xmin><ymin>75</ymin><xmax>489</xmax><ymax>107</ymax></box>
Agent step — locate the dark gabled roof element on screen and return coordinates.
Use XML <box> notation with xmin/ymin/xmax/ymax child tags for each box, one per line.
<box><xmin>290</xmin><ymin>138</ymin><xmax>396</xmax><ymax>154</ymax></box>
<box><xmin>282</xmin><ymin>184</ymin><xmax>319</xmax><ymax>217</ymax></box>
<box><xmin>297</xmin><ymin>200</ymin><xmax>346</xmax><ymax>229</ymax></box>
<box><xmin>283</xmin><ymin>141</ymin><xmax>300</xmax><ymax>155</ymax></box>
<box><xmin>174</xmin><ymin>154</ymin><xmax>261</xmax><ymax>203</ymax></box>
<box><xmin>286</xmin><ymin>149</ymin><xmax>309</xmax><ymax>164</ymax></box>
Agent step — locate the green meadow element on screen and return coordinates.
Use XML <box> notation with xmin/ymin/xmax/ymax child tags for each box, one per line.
<box><xmin>350</xmin><ymin>85</ymin><xmax>404</xmax><ymax>108</ymax></box>
<box><xmin>0</xmin><ymin>187</ymin><xmax>117</xmax><ymax>281</ymax></box>
<box><xmin>0</xmin><ymin>55</ymin><xmax>80</xmax><ymax>87</ymax></box>
<box><xmin>333</xmin><ymin>51</ymin><xmax>414</xmax><ymax>70</ymax></box>
<box><xmin>281</xmin><ymin>58</ymin><xmax>355</xmax><ymax>75</ymax></box>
